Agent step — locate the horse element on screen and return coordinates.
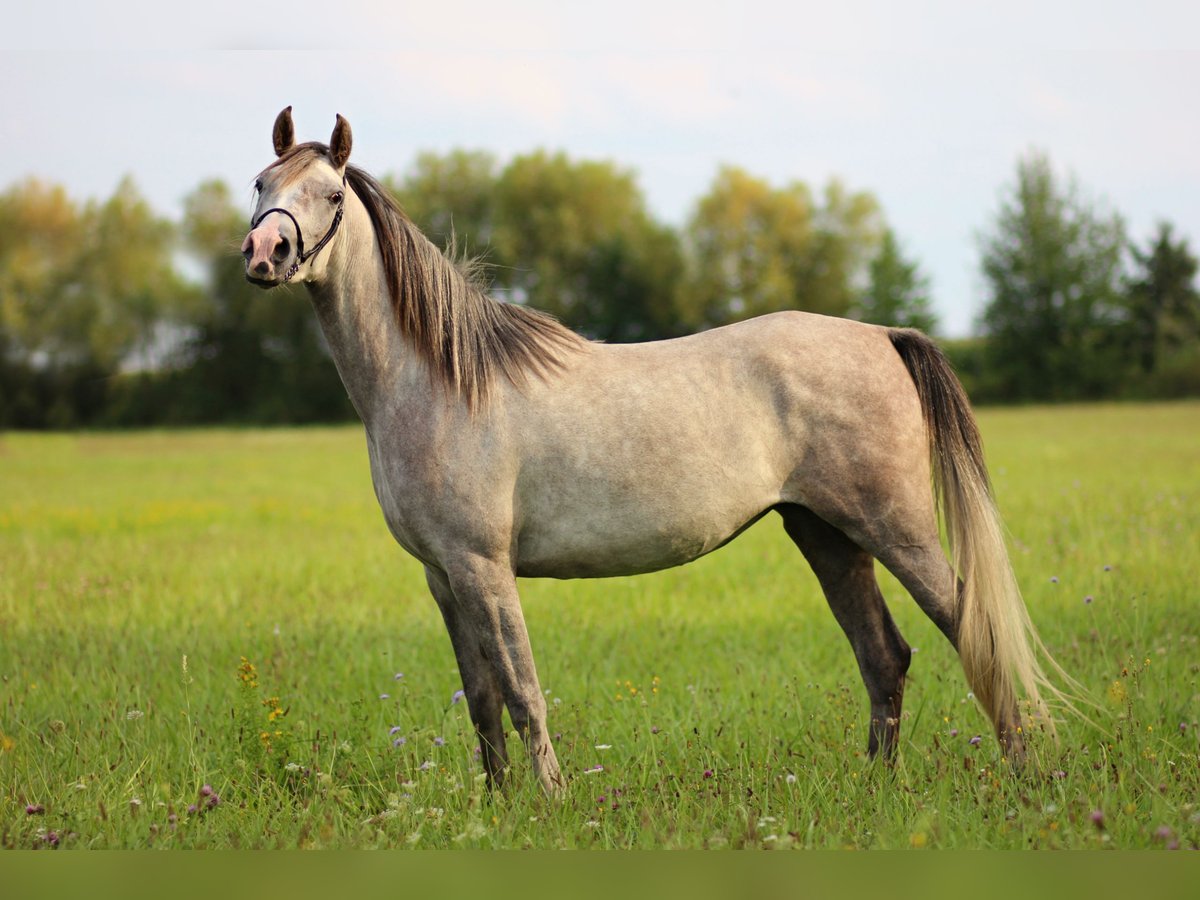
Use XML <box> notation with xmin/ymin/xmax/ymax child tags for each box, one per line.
<box><xmin>242</xmin><ymin>107</ymin><xmax>1064</xmax><ymax>793</ymax></box>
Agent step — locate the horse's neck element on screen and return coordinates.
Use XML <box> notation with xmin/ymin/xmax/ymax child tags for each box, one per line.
<box><xmin>306</xmin><ymin>203</ymin><xmax>420</xmax><ymax>429</ymax></box>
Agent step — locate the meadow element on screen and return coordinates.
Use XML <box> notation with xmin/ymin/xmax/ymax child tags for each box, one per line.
<box><xmin>1</xmin><ymin>402</ymin><xmax>1197</xmax><ymax>849</ymax></box>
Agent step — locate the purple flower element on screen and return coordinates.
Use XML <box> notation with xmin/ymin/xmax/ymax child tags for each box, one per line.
<box><xmin>1052</xmin><ymin>770</ymin><xmax>1067</xmax><ymax>779</ymax></box>
<box><xmin>419</xmin><ymin>760</ymin><xmax>435</xmax><ymax>771</ymax></box>
<box><xmin>450</xmin><ymin>689</ymin><xmax>465</xmax><ymax>705</ymax></box>
<box><xmin>433</xmin><ymin>736</ymin><xmax>445</xmax><ymax>747</ymax></box>
<box><xmin>1090</xmin><ymin>809</ymin><xmax>1105</xmax><ymax>829</ymax></box>
<box><xmin>1049</xmin><ymin>576</ymin><xmax>1059</xmax><ymax>584</ymax></box>
<box><xmin>968</xmin><ymin>735</ymin><xmax>982</xmax><ymax>746</ymax></box>
<box><xmin>206</xmin><ymin>794</ymin><xmax>220</xmax><ymax>810</ymax></box>
<box><xmin>584</xmin><ymin>764</ymin><xmax>604</xmax><ymax>774</ymax></box>
<box><xmin>949</xmin><ymin>729</ymin><xmax>959</xmax><ymax>737</ymax></box>
<box><xmin>1084</xmin><ymin>595</ymin><xmax>1093</xmax><ymax>604</ymax></box>
<box><xmin>1154</xmin><ymin>825</ymin><xmax>1173</xmax><ymax>842</ymax></box>
<box><xmin>25</xmin><ymin>803</ymin><xmax>44</xmax><ymax>815</ymax></box>
<box><xmin>187</xmin><ymin>804</ymin><xmax>198</xmax><ymax>815</ymax></box>
<box><xmin>394</xmin><ymin>672</ymin><xmax>404</xmax><ymax>680</ymax></box>
<box><xmin>43</xmin><ymin>830</ymin><xmax>60</xmax><ymax>848</ymax></box>
<box><xmin>393</xmin><ymin>736</ymin><xmax>407</xmax><ymax>748</ymax></box>
<box><xmin>1180</xmin><ymin>722</ymin><xmax>1188</xmax><ymax>734</ymax></box>
<box><xmin>389</xmin><ymin>725</ymin><xmax>403</xmax><ymax>735</ymax></box>
<box><xmin>200</xmin><ymin>784</ymin><xmax>214</xmax><ymax>797</ymax></box>
<box><xmin>596</xmin><ymin>795</ymin><xmax>607</xmax><ymax>804</ymax></box>
<box><xmin>650</xmin><ymin>726</ymin><xmax>660</xmax><ymax>734</ymax></box>
<box><xmin>1103</xmin><ymin>565</ymin><xmax>1112</xmax><ymax>572</ymax></box>
<box><xmin>703</xmin><ymin>769</ymin><xmax>714</xmax><ymax>779</ymax></box>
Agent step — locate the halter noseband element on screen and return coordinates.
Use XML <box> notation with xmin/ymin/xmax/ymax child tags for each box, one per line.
<box><xmin>252</xmin><ymin>176</ymin><xmax>347</xmax><ymax>282</ymax></box>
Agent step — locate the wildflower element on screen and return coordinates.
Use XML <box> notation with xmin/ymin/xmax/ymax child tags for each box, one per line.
<box><xmin>126</xmin><ymin>709</ymin><xmax>144</xmax><ymax>720</ymax></box>
<box><xmin>285</xmin><ymin>762</ymin><xmax>301</xmax><ymax>773</ymax></box>
<box><xmin>703</xmin><ymin>769</ymin><xmax>714</xmax><ymax>779</ymax></box>
<box><xmin>433</xmin><ymin>736</ymin><xmax>445</xmax><ymax>747</ymax></box>
<box><xmin>595</xmin><ymin>744</ymin><xmax>612</xmax><ymax>750</ymax></box>
<box><xmin>379</xmin><ymin>693</ymin><xmax>391</xmax><ymax>700</ymax></box>
<box><xmin>968</xmin><ymin>735</ymin><xmax>982</xmax><ymax>746</ymax></box>
<box><xmin>43</xmin><ymin>830</ymin><xmax>60</xmax><ymax>848</ymax></box>
<box><xmin>1084</xmin><ymin>595</ymin><xmax>1093</xmax><ymax>604</ymax></box>
<box><xmin>949</xmin><ymin>729</ymin><xmax>959</xmax><ymax>737</ymax></box>
<box><xmin>450</xmin><ymin>689</ymin><xmax>465</xmax><ymax>705</ymax></box>
<box><xmin>584</xmin><ymin>765</ymin><xmax>604</xmax><ymax>774</ymax></box>
<box><xmin>1049</xmin><ymin>576</ymin><xmax>1059</xmax><ymax>584</ymax></box>
<box><xmin>207</xmin><ymin>793</ymin><xmax>220</xmax><ymax>810</ymax></box>
<box><xmin>1154</xmin><ymin>825</ymin><xmax>1173</xmax><ymax>842</ymax></box>
<box><xmin>394</xmin><ymin>672</ymin><xmax>404</xmax><ymax>680</ymax></box>
<box><xmin>1052</xmin><ymin>770</ymin><xmax>1067</xmax><ymax>779</ymax></box>
<box><xmin>1180</xmin><ymin>722</ymin><xmax>1188</xmax><ymax>734</ymax></box>
<box><xmin>26</xmin><ymin>804</ymin><xmax>45</xmax><ymax>815</ymax></box>
<box><xmin>1090</xmin><ymin>809</ymin><xmax>1105</xmax><ymax>830</ymax></box>
<box><xmin>187</xmin><ymin>804</ymin><xmax>198</xmax><ymax>815</ymax></box>
<box><xmin>389</xmin><ymin>726</ymin><xmax>404</xmax><ymax>735</ymax></box>
<box><xmin>1104</xmin><ymin>565</ymin><xmax>1112</xmax><ymax>572</ymax></box>
<box><xmin>650</xmin><ymin>726</ymin><xmax>660</xmax><ymax>735</ymax></box>
<box><xmin>785</xmin><ymin>773</ymin><xmax>797</xmax><ymax>785</ymax></box>
<box><xmin>419</xmin><ymin>760</ymin><xmax>435</xmax><ymax>771</ymax></box>
<box><xmin>200</xmin><ymin>784</ymin><xmax>214</xmax><ymax>797</ymax></box>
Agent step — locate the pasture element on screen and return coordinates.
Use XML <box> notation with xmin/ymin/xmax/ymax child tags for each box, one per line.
<box><xmin>1</xmin><ymin>402</ymin><xmax>1197</xmax><ymax>849</ymax></box>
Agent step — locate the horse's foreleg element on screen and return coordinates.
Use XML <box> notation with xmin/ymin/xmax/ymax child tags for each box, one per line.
<box><xmin>779</xmin><ymin>505</ymin><xmax>912</xmax><ymax>759</ymax></box>
<box><xmin>425</xmin><ymin>566</ymin><xmax>509</xmax><ymax>788</ymax></box>
<box><xmin>443</xmin><ymin>559</ymin><xmax>563</xmax><ymax>795</ymax></box>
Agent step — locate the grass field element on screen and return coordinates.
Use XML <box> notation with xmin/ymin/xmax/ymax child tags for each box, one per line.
<box><xmin>1</xmin><ymin>402</ymin><xmax>1198</xmax><ymax>849</ymax></box>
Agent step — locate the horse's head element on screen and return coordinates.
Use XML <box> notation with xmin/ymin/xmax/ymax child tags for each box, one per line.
<box><xmin>242</xmin><ymin>106</ymin><xmax>353</xmax><ymax>287</ymax></box>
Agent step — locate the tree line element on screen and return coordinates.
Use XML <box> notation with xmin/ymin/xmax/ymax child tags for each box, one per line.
<box><xmin>0</xmin><ymin>149</ymin><xmax>1196</xmax><ymax>428</ymax></box>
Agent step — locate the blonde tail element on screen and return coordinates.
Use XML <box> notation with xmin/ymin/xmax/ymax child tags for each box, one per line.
<box><xmin>889</xmin><ymin>329</ymin><xmax>1067</xmax><ymax>750</ymax></box>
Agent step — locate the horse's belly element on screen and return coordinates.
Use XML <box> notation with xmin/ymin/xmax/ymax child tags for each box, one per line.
<box><xmin>512</xmin><ymin>491</ymin><xmax>772</xmax><ymax>579</ymax></box>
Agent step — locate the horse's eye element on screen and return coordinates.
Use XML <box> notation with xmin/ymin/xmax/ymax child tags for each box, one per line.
<box><xmin>329</xmin><ymin>191</ymin><xmax>344</xmax><ymax>204</ymax></box>
<box><xmin>254</xmin><ymin>179</ymin><xmax>263</xmax><ymax>193</ymax></box>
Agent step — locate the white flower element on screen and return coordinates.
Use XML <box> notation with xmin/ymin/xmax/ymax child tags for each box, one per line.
<box><xmin>126</xmin><ymin>709</ymin><xmax>144</xmax><ymax>720</ymax></box>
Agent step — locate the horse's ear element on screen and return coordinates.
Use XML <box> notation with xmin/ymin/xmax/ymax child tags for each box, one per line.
<box><xmin>330</xmin><ymin>114</ymin><xmax>352</xmax><ymax>170</ymax></box>
<box><xmin>273</xmin><ymin>106</ymin><xmax>295</xmax><ymax>157</ymax></box>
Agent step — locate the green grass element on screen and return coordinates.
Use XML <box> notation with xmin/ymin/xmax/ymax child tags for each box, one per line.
<box><xmin>1</xmin><ymin>403</ymin><xmax>1198</xmax><ymax>849</ymax></box>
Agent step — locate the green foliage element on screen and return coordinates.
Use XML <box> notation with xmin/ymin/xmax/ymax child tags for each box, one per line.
<box><xmin>1</xmin><ymin>404</ymin><xmax>1198</xmax><ymax>847</ymax></box>
<box><xmin>389</xmin><ymin>150</ymin><xmax>499</xmax><ymax>256</ymax></box>
<box><xmin>685</xmin><ymin>167</ymin><xmax>882</xmax><ymax>326</ymax></box>
<box><xmin>490</xmin><ymin>150</ymin><xmax>690</xmax><ymax>340</ymax></box>
<box><xmin>978</xmin><ymin>152</ymin><xmax>1129</xmax><ymax>401</ymax></box>
<box><xmin>1124</xmin><ymin>221</ymin><xmax>1200</xmax><ymax>375</ymax></box>
<box><xmin>855</xmin><ymin>228</ymin><xmax>939</xmax><ymax>333</ymax></box>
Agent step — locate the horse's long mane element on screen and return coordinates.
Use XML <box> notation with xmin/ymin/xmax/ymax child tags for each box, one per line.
<box><xmin>268</xmin><ymin>143</ymin><xmax>587</xmax><ymax>409</ymax></box>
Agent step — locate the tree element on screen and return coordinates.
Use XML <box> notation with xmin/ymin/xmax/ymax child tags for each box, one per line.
<box><xmin>978</xmin><ymin>151</ymin><xmax>1127</xmax><ymax>401</ymax></box>
<box><xmin>855</xmin><ymin>228</ymin><xmax>939</xmax><ymax>333</ymax></box>
<box><xmin>491</xmin><ymin>150</ymin><xmax>689</xmax><ymax>340</ymax></box>
<box><xmin>1124</xmin><ymin>221</ymin><xmax>1199</xmax><ymax>374</ymax></box>
<box><xmin>389</xmin><ymin>149</ymin><xmax>499</xmax><ymax>257</ymax></box>
<box><xmin>0</xmin><ymin>177</ymin><xmax>188</xmax><ymax>426</ymax></box>
<box><xmin>685</xmin><ymin>166</ymin><xmax>881</xmax><ymax>328</ymax></box>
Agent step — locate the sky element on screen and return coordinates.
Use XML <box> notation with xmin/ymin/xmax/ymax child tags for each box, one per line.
<box><xmin>3</xmin><ymin>1</ymin><xmax>1199</xmax><ymax>336</ymax></box>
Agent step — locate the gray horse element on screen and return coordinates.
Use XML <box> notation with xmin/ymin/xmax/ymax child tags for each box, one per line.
<box><xmin>242</xmin><ymin>108</ymin><xmax>1063</xmax><ymax>793</ymax></box>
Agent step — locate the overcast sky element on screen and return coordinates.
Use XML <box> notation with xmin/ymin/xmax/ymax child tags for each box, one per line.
<box><xmin>4</xmin><ymin>1</ymin><xmax>1199</xmax><ymax>336</ymax></box>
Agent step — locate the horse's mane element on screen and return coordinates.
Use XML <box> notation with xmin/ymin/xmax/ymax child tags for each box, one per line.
<box><xmin>267</xmin><ymin>143</ymin><xmax>587</xmax><ymax>409</ymax></box>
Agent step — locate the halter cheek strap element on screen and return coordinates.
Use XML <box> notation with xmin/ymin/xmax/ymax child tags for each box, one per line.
<box><xmin>252</xmin><ymin>176</ymin><xmax>347</xmax><ymax>282</ymax></box>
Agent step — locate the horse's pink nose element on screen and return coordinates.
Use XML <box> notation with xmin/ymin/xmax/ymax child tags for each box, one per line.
<box><xmin>242</xmin><ymin>221</ymin><xmax>291</xmax><ymax>278</ymax></box>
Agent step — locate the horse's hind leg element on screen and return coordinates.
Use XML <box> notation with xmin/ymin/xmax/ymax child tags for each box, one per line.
<box><xmin>424</xmin><ymin>566</ymin><xmax>509</xmax><ymax>788</ymax></box>
<box><xmin>778</xmin><ymin>504</ymin><xmax>912</xmax><ymax>759</ymax></box>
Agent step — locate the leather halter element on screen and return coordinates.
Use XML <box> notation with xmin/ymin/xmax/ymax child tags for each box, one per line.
<box><xmin>252</xmin><ymin>176</ymin><xmax>347</xmax><ymax>282</ymax></box>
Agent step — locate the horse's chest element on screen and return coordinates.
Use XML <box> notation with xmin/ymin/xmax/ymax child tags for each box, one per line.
<box><xmin>365</xmin><ymin>442</ymin><xmax>438</xmax><ymax>566</ymax></box>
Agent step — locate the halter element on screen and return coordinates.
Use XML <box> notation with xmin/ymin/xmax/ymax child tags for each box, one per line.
<box><xmin>252</xmin><ymin>176</ymin><xmax>347</xmax><ymax>282</ymax></box>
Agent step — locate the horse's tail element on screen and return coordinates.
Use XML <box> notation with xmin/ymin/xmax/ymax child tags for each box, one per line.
<box><xmin>888</xmin><ymin>328</ymin><xmax>1063</xmax><ymax>746</ymax></box>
